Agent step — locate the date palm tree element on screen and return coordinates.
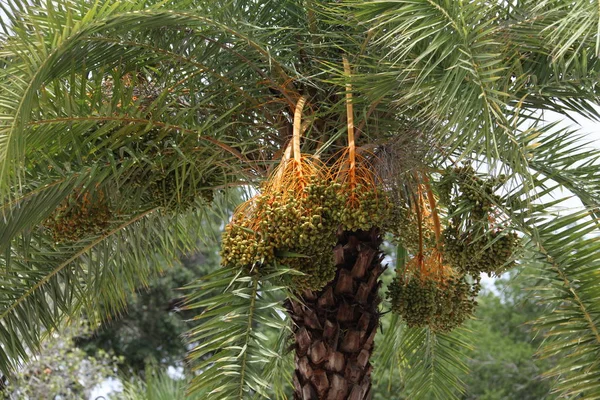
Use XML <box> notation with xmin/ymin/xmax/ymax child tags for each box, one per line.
<box><xmin>1</xmin><ymin>0</ymin><xmax>600</xmax><ymax>399</ymax></box>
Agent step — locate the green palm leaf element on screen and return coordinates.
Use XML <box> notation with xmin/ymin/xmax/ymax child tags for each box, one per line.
<box><xmin>185</xmin><ymin>267</ymin><xmax>289</xmax><ymax>399</ymax></box>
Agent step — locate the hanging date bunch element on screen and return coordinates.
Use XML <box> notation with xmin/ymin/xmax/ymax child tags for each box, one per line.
<box><xmin>44</xmin><ymin>188</ymin><xmax>112</xmax><ymax>243</ymax></box>
<box><xmin>388</xmin><ymin>260</ymin><xmax>480</xmax><ymax>333</ymax></box>
<box><xmin>331</xmin><ymin>57</ymin><xmax>393</xmax><ymax>232</ymax></box>
<box><xmin>220</xmin><ymin>97</ymin><xmax>344</xmax><ymax>291</ymax></box>
<box><xmin>439</xmin><ymin>164</ymin><xmax>520</xmax><ymax>276</ymax></box>
<box><xmin>387</xmin><ymin>181</ymin><xmax>479</xmax><ymax>333</ymax></box>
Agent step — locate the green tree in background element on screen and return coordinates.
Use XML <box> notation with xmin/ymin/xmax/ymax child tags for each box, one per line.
<box><xmin>1</xmin><ymin>322</ymin><xmax>120</xmax><ymax>399</ymax></box>
<box><xmin>74</xmin><ymin>199</ymin><xmax>228</xmax><ymax>374</ymax></box>
<box><xmin>462</xmin><ymin>273</ymin><xmax>556</xmax><ymax>400</ymax></box>
<box><xmin>1</xmin><ymin>1</ymin><xmax>600</xmax><ymax>399</ymax></box>
<box><xmin>75</xmin><ymin>247</ymin><xmax>220</xmax><ymax>373</ymax></box>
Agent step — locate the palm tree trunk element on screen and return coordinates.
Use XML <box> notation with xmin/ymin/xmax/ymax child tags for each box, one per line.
<box><xmin>285</xmin><ymin>227</ymin><xmax>384</xmax><ymax>400</ymax></box>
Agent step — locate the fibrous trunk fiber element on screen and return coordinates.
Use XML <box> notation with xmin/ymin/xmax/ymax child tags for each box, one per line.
<box><xmin>285</xmin><ymin>227</ymin><xmax>385</xmax><ymax>400</ymax></box>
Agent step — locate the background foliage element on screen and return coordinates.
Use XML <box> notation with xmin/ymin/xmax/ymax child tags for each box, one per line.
<box><xmin>1</xmin><ymin>322</ymin><xmax>120</xmax><ymax>400</ymax></box>
<box><xmin>75</xmin><ymin>247</ymin><xmax>220</xmax><ymax>373</ymax></box>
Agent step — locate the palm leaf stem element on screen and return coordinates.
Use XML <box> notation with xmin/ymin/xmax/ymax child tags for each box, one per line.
<box><xmin>27</xmin><ymin>116</ymin><xmax>253</xmax><ymax>170</ymax></box>
<box><xmin>238</xmin><ymin>273</ymin><xmax>259</xmax><ymax>400</ymax></box>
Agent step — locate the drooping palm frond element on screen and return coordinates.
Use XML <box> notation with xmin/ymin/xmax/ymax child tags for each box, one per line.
<box><xmin>489</xmin><ymin>124</ymin><xmax>600</xmax><ymax>397</ymax></box>
<box><xmin>0</xmin><ymin>184</ymin><xmax>234</xmax><ymax>375</ymax></box>
<box><xmin>185</xmin><ymin>266</ymin><xmax>291</xmax><ymax>399</ymax></box>
<box><xmin>505</xmin><ymin>189</ymin><xmax>600</xmax><ymax>397</ymax></box>
<box><xmin>0</xmin><ymin>0</ymin><xmax>321</xmax><ymax>197</ymax></box>
<box><xmin>398</xmin><ymin>327</ymin><xmax>471</xmax><ymax>400</ymax></box>
<box><xmin>499</xmin><ymin>2</ymin><xmax>600</xmax><ymax>121</ymax></box>
<box><xmin>526</xmin><ymin>214</ymin><xmax>600</xmax><ymax>398</ymax></box>
<box><xmin>260</xmin><ymin>318</ymin><xmax>294</xmax><ymax>400</ymax></box>
<box><xmin>344</xmin><ymin>0</ymin><xmax>525</xmax><ymax>167</ymax></box>
<box><xmin>525</xmin><ymin>127</ymin><xmax>600</xmax><ymax>222</ymax></box>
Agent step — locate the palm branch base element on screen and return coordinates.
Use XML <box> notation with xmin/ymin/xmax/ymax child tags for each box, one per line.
<box><xmin>285</xmin><ymin>227</ymin><xmax>385</xmax><ymax>400</ymax></box>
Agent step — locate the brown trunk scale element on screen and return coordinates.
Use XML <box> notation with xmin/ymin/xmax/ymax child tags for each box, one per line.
<box><xmin>285</xmin><ymin>227</ymin><xmax>385</xmax><ymax>400</ymax></box>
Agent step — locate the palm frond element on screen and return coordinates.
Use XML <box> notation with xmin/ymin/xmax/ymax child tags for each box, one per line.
<box><xmin>0</xmin><ymin>194</ymin><xmax>230</xmax><ymax>375</ymax></box>
<box><xmin>495</xmin><ymin>127</ymin><xmax>600</xmax><ymax>397</ymax></box>
<box><xmin>525</xmin><ymin>127</ymin><xmax>600</xmax><ymax>223</ymax></box>
<box><xmin>0</xmin><ymin>0</ymin><xmax>309</xmax><ymax>196</ymax></box>
<box><xmin>0</xmin><ymin>175</ymin><xmax>79</xmax><ymax>253</ymax></box>
<box><xmin>121</xmin><ymin>363</ymin><xmax>195</xmax><ymax>400</ymax></box>
<box><xmin>514</xmin><ymin>207</ymin><xmax>600</xmax><ymax>398</ymax></box>
<box><xmin>371</xmin><ymin>312</ymin><xmax>407</xmax><ymax>396</ymax></box>
<box><xmin>533</xmin><ymin>0</ymin><xmax>600</xmax><ymax>59</ymax></box>
<box><xmin>345</xmin><ymin>0</ymin><xmax>600</xmax><ymax>175</ymax></box>
<box><xmin>346</xmin><ymin>0</ymin><xmax>526</xmax><ymax>168</ymax></box>
<box><xmin>399</xmin><ymin>327</ymin><xmax>471</xmax><ymax>400</ymax></box>
<box><xmin>185</xmin><ymin>267</ymin><xmax>289</xmax><ymax>399</ymax></box>
<box><xmin>260</xmin><ymin>319</ymin><xmax>294</xmax><ymax>400</ymax></box>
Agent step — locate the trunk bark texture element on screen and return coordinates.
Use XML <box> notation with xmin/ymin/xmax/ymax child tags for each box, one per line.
<box><xmin>285</xmin><ymin>227</ymin><xmax>385</xmax><ymax>400</ymax></box>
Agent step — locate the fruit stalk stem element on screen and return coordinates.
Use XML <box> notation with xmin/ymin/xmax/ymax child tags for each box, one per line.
<box><xmin>411</xmin><ymin>186</ymin><xmax>426</xmax><ymax>278</ymax></box>
<box><xmin>343</xmin><ymin>56</ymin><xmax>356</xmax><ymax>188</ymax></box>
<box><xmin>293</xmin><ymin>96</ymin><xmax>307</xmax><ymax>182</ymax></box>
<box><xmin>423</xmin><ymin>174</ymin><xmax>442</xmax><ymax>244</ymax></box>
